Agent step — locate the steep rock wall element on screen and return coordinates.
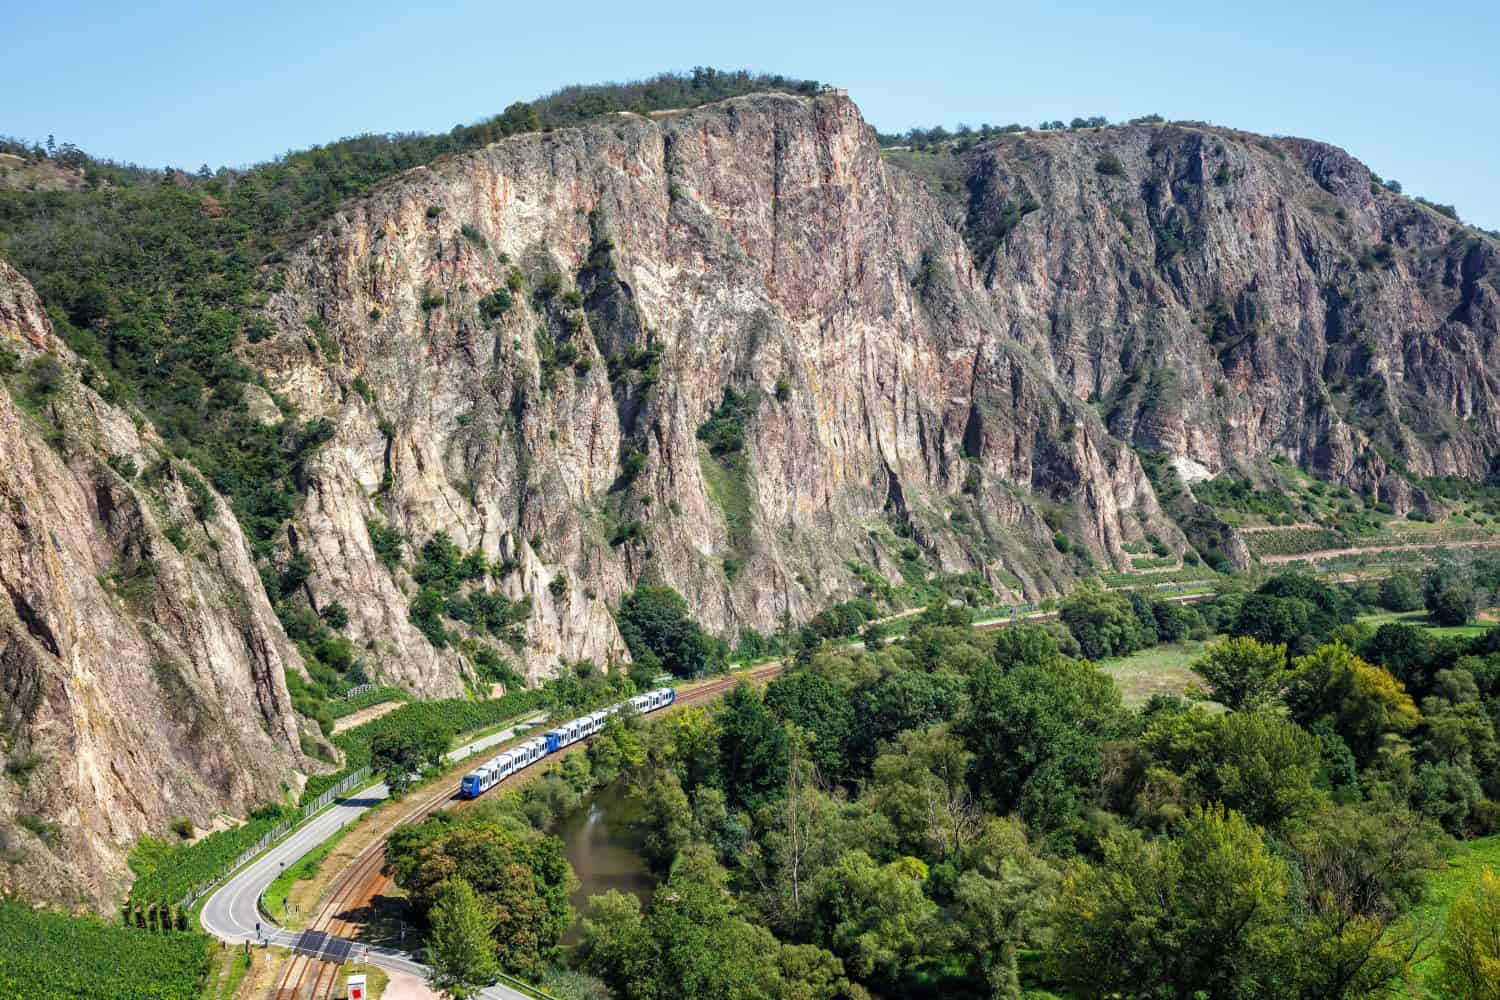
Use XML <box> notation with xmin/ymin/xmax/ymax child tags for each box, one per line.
<box><xmin>960</xmin><ymin>123</ymin><xmax>1500</xmax><ymax>491</ymax></box>
<box><xmin>254</xmin><ymin>93</ymin><xmax>1175</xmax><ymax>687</ymax></box>
<box><xmin>0</xmin><ymin>261</ymin><xmax>309</xmax><ymax>911</ymax></box>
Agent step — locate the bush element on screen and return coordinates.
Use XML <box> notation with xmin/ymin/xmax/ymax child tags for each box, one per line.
<box><xmin>696</xmin><ymin>386</ymin><xmax>761</xmax><ymax>464</ymax></box>
<box><xmin>614</xmin><ymin>584</ymin><xmax>725</xmax><ymax>677</ymax></box>
<box><xmin>1378</xmin><ymin>572</ymin><xmax>1423</xmax><ymax>612</ymax></box>
<box><xmin>21</xmin><ymin>354</ymin><xmax>67</xmax><ymax>407</ymax></box>
<box><xmin>1095</xmin><ymin>154</ymin><xmax>1125</xmax><ymax>177</ymax></box>
<box><xmin>459</xmin><ymin>223</ymin><xmax>486</xmax><ymax>248</ymax></box>
<box><xmin>367</xmin><ymin>518</ymin><xmax>406</xmax><ymax>570</ymax></box>
<box><xmin>478</xmin><ymin>287</ymin><xmax>513</xmax><ymax>322</ymax></box>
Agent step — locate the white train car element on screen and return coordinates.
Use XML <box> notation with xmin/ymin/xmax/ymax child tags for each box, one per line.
<box><xmin>459</xmin><ymin>687</ymin><xmax>676</xmax><ymax>800</ymax></box>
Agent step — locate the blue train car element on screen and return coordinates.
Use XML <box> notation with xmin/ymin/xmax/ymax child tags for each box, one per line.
<box><xmin>462</xmin><ymin>688</ymin><xmax>678</xmax><ymax>800</ymax></box>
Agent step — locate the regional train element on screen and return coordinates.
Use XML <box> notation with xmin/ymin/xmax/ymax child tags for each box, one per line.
<box><xmin>458</xmin><ymin>686</ymin><xmax>676</xmax><ymax>799</ymax></box>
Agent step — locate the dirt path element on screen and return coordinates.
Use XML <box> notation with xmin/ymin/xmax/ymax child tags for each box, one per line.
<box><xmin>332</xmin><ymin>700</ymin><xmax>404</xmax><ymax>734</ymax></box>
<box><xmin>380</xmin><ymin>968</ymin><xmax>437</xmax><ymax>1000</ymax></box>
<box><xmin>1259</xmin><ymin>538</ymin><xmax>1500</xmax><ymax>564</ymax></box>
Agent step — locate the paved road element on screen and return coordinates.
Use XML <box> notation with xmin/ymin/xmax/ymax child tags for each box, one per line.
<box><xmin>200</xmin><ymin>712</ymin><xmax>548</xmax><ymax>1000</ymax></box>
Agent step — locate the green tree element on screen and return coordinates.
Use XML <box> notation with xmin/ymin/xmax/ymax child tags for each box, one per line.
<box><xmin>1360</xmin><ymin>623</ymin><xmax>1439</xmax><ymax>694</ymax></box>
<box><xmin>427</xmin><ymin>878</ymin><xmax>500</xmax><ymax>999</ymax></box>
<box><xmin>1436</xmin><ymin>867</ymin><xmax>1500</xmax><ymax>999</ymax></box>
<box><xmin>849</xmin><ymin>669</ymin><xmax>964</xmax><ymax>770</ymax></box>
<box><xmin>1429</xmin><ymin>583</ymin><xmax>1476</xmax><ymax>627</ymax></box>
<box><xmin>1048</xmin><ymin>806</ymin><xmax>1294</xmax><ymax>998</ymax></box>
<box><xmin>1233</xmin><ymin>592</ymin><xmax>1314</xmax><ymax>648</ymax></box>
<box><xmin>1425</xmin><ymin>568</ymin><xmax>1477</xmax><ymax>627</ymax></box>
<box><xmin>1378</xmin><ymin>572</ymin><xmax>1423</xmax><ymax>613</ymax></box>
<box><xmin>1195</xmin><ymin>636</ymin><xmax>1288</xmax><ymax>711</ymax></box>
<box><xmin>764</xmin><ymin>671</ymin><xmax>855</xmax><ymax>782</ymax></box>
<box><xmin>959</xmin><ymin>656</ymin><xmax>1126</xmax><ymax>839</ymax></box>
<box><xmin>370</xmin><ymin>720</ymin><xmax>450</xmax><ymax>794</ymax></box>
<box><xmin>639</xmin><ymin>772</ymin><xmax>693</xmax><ymax>872</ymax></box>
<box><xmin>1288</xmin><ymin>804</ymin><xmax>1440</xmax><ymax>998</ymax></box>
<box><xmin>1285</xmin><ymin>643</ymin><xmax>1420</xmax><ymax>765</ymax></box>
<box><xmin>716</xmin><ymin>683</ymin><xmax>788</xmax><ymax>809</ymax></box>
<box><xmin>1059</xmin><ymin>587</ymin><xmax>1152</xmax><ymax>659</ymax></box>
<box><xmin>615</xmin><ymin>584</ymin><xmax>724</xmax><ymax>678</ymax></box>
<box><xmin>579</xmin><ymin>847</ymin><xmax>789</xmax><ymax>1000</ymax></box>
<box><xmin>949</xmin><ymin>817</ymin><xmax>1057</xmax><ymax>1000</ymax></box>
<box><xmin>1142</xmin><ymin>707</ymin><xmax>1326</xmax><ymax>831</ymax></box>
<box><xmin>385</xmin><ymin>816</ymin><xmax>575</xmax><ymax>974</ymax></box>
<box><xmin>807</xmin><ymin>851</ymin><xmax>936</xmax><ymax>981</ymax></box>
<box><xmin>869</xmin><ymin>724</ymin><xmax>980</xmax><ymax>858</ymax></box>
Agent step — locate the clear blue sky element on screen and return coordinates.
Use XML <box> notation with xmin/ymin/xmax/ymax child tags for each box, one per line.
<box><xmin>8</xmin><ymin>1</ymin><xmax>1498</xmax><ymax>229</ymax></box>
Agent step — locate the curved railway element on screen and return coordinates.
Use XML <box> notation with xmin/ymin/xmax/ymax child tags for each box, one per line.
<box><xmin>204</xmin><ymin>663</ymin><xmax>784</xmax><ymax>999</ymax></box>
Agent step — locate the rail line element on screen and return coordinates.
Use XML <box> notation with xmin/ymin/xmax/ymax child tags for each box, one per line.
<box><xmin>273</xmin><ymin>661</ymin><xmax>785</xmax><ymax>998</ymax></box>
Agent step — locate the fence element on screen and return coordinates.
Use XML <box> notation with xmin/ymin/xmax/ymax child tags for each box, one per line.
<box><xmin>179</xmin><ymin>766</ymin><xmax>372</xmax><ymax>910</ymax></box>
<box><xmin>344</xmin><ymin>683</ymin><xmax>376</xmax><ymax>699</ymax></box>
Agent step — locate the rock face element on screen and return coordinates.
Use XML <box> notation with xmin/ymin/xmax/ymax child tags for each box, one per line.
<box><xmin>959</xmin><ymin>123</ymin><xmax>1500</xmax><ymax>488</ymax></box>
<box><xmin>249</xmin><ymin>93</ymin><xmax>1499</xmax><ymax>690</ymax></box>
<box><xmin>3</xmin><ymin>91</ymin><xmax>1498</xmax><ymax>907</ymax></box>
<box><xmin>254</xmin><ymin>93</ymin><xmax>1179</xmax><ymax>689</ymax></box>
<box><xmin>0</xmin><ymin>261</ymin><xmax>309</xmax><ymax>911</ymax></box>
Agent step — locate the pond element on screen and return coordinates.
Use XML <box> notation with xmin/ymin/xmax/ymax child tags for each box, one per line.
<box><xmin>553</xmin><ymin>780</ymin><xmax>657</xmax><ymax>944</ymax></box>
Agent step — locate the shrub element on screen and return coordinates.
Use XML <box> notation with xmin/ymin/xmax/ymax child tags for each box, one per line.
<box><xmin>420</xmin><ymin>294</ymin><xmax>445</xmax><ymax>312</ymax></box>
<box><xmin>696</xmin><ymin>386</ymin><xmax>761</xmax><ymax>464</ymax></box>
<box><xmin>478</xmin><ymin>288</ymin><xmax>513</xmax><ymax>322</ymax></box>
<box><xmin>21</xmin><ymin>354</ymin><xmax>67</xmax><ymax>407</ymax></box>
<box><xmin>459</xmin><ymin>223</ymin><xmax>486</xmax><ymax>249</ymax></box>
<box><xmin>1095</xmin><ymin>154</ymin><xmax>1125</xmax><ymax>176</ymax></box>
<box><xmin>367</xmin><ymin>517</ymin><xmax>406</xmax><ymax>570</ymax></box>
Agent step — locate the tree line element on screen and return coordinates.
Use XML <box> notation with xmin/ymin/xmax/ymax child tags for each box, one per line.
<box><xmin>391</xmin><ymin>573</ymin><xmax>1500</xmax><ymax>999</ymax></box>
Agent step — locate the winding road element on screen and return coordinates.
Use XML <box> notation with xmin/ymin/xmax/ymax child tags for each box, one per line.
<box><xmin>200</xmin><ymin>664</ymin><xmax>786</xmax><ymax>999</ymax></box>
<box><xmin>200</xmin><ymin>713</ymin><xmax>548</xmax><ymax>1000</ymax></box>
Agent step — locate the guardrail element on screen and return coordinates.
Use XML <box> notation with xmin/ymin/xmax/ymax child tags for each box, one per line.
<box><xmin>492</xmin><ymin>970</ymin><xmax>561</xmax><ymax>1000</ymax></box>
<box><xmin>179</xmin><ymin>766</ymin><xmax>372</xmax><ymax>910</ymax></box>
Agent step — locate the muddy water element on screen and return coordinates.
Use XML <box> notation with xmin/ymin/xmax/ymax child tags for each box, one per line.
<box><xmin>553</xmin><ymin>781</ymin><xmax>656</xmax><ymax>944</ymax></box>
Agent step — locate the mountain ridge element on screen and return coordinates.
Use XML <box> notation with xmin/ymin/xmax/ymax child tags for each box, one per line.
<box><xmin>1</xmin><ymin>83</ymin><xmax>1497</xmax><ymax>910</ymax></box>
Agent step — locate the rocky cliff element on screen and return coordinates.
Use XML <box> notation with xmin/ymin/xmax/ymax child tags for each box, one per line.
<box><xmin>0</xmin><ymin>261</ymin><xmax>311</xmax><ymax>910</ymax></box>
<box><xmin>252</xmin><ymin>93</ymin><xmax>1179</xmax><ymax>691</ymax></box>
<box><xmin>957</xmin><ymin>122</ymin><xmax>1500</xmax><ymax>495</ymax></box>
<box><xmin>3</xmin><ymin>90</ymin><xmax>1498</xmax><ymax>907</ymax></box>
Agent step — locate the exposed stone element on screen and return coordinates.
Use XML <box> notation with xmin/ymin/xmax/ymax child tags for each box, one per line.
<box><xmin>0</xmin><ymin>261</ymin><xmax>310</xmax><ymax>912</ymax></box>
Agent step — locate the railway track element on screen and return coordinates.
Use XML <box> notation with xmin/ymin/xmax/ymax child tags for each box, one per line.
<box><xmin>272</xmin><ymin>660</ymin><xmax>785</xmax><ymax>998</ymax></box>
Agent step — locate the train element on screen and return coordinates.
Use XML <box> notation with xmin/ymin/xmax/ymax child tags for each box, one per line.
<box><xmin>458</xmin><ymin>686</ymin><xmax>676</xmax><ymax>799</ymax></box>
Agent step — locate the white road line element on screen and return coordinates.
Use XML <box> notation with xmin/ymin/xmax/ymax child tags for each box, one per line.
<box><xmin>199</xmin><ymin>712</ymin><xmax>548</xmax><ymax>1000</ymax></box>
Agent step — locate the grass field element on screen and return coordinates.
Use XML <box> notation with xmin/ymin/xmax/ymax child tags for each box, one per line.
<box><xmin>1094</xmin><ymin>639</ymin><xmax>1211</xmax><ymax>706</ymax></box>
<box><xmin>1357</xmin><ymin>610</ymin><xmax>1498</xmax><ymax>640</ymax></box>
<box><xmin>1405</xmin><ymin>834</ymin><xmax>1500</xmax><ymax>996</ymax></box>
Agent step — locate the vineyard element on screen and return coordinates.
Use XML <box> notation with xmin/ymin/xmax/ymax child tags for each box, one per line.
<box><xmin>127</xmin><ymin>803</ymin><xmax>295</xmax><ymax>915</ymax></box>
<box><xmin>1099</xmin><ymin>566</ymin><xmax>1220</xmax><ymax>589</ymax></box>
<box><xmin>0</xmin><ymin>899</ymin><xmax>210</xmax><ymax>999</ymax></box>
<box><xmin>299</xmin><ymin>687</ymin><xmax>548</xmax><ymax>803</ymax></box>
<box><xmin>124</xmin><ymin>689</ymin><xmax>548</xmax><ymax>913</ymax></box>
<box><xmin>1244</xmin><ymin>527</ymin><xmax>1348</xmax><ymax>557</ymax></box>
<box><xmin>327</xmin><ymin>685</ymin><xmax>409</xmax><ymax>720</ymax></box>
